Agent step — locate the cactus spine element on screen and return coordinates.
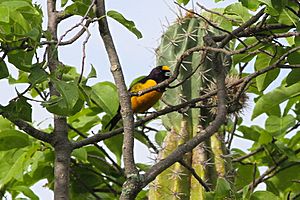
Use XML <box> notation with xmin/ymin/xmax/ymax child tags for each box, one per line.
<box><xmin>149</xmin><ymin>12</ymin><xmax>233</xmax><ymax>199</ymax></box>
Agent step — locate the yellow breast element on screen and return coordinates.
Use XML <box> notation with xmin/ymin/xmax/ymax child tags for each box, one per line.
<box><xmin>130</xmin><ymin>79</ymin><xmax>162</xmax><ymax>113</ymax></box>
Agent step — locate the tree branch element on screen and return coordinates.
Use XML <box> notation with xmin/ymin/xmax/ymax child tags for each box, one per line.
<box><xmin>219</xmin><ymin>7</ymin><xmax>266</xmax><ymax>48</ymax></box>
<box><xmin>139</xmin><ymin>35</ymin><xmax>227</xmax><ymax>193</ymax></box>
<box><xmin>94</xmin><ymin>1</ymin><xmax>138</xmax><ymax>198</ymax></box>
<box><xmin>47</xmin><ymin>0</ymin><xmax>72</xmax><ymax>199</ymax></box>
<box><xmin>178</xmin><ymin>160</ymin><xmax>210</xmax><ymax>192</ymax></box>
<box><xmin>11</xmin><ymin>119</ymin><xmax>52</xmax><ymax>143</ymax></box>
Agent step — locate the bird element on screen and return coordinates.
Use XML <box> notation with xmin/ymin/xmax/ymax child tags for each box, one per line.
<box><xmin>105</xmin><ymin>65</ymin><xmax>172</xmax><ymax>130</ymax></box>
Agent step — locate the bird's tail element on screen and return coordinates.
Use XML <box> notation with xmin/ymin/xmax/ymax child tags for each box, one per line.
<box><xmin>105</xmin><ymin>112</ymin><xmax>122</xmax><ymax>131</ymax></box>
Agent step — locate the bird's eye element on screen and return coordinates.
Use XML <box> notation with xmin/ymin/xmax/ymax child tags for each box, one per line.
<box><xmin>165</xmin><ymin>71</ymin><xmax>172</xmax><ymax>77</ymax></box>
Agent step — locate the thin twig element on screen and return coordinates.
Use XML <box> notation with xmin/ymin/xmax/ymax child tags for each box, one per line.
<box><xmin>78</xmin><ymin>26</ymin><xmax>91</xmax><ymax>84</ymax></box>
<box><xmin>226</xmin><ymin>114</ymin><xmax>238</xmax><ymax>149</ymax></box>
<box><xmin>232</xmin><ymin>147</ymin><xmax>264</xmax><ymax>163</ymax></box>
<box><xmin>178</xmin><ymin>160</ymin><xmax>210</xmax><ymax>191</ymax></box>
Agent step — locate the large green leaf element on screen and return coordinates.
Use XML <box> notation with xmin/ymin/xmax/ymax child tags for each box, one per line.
<box><xmin>72</xmin><ymin>148</ymin><xmax>88</xmax><ymax>162</ymax></box>
<box><xmin>0</xmin><ymin>130</ymin><xmax>30</xmax><ymax>151</ymax></box>
<box><xmin>11</xmin><ymin>186</ymin><xmax>39</xmax><ymax>200</ymax></box>
<box><xmin>104</xmin><ymin>134</ymin><xmax>123</xmax><ymax>165</ymax></box>
<box><xmin>265</xmin><ymin>115</ymin><xmax>295</xmax><ymax>136</ymax></box>
<box><xmin>252</xmin><ymin>81</ymin><xmax>300</xmax><ymax>119</ymax></box>
<box><xmin>28</xmin><ymin>65</ymin><xmax>48</xmax><ymax>85</ymax></box>
<box><xmin>91</xmin><ymin>81</ymin><xmax>119</xmax><ymax>116</ymax></box>
<box><xmin>44</xmin><ymin>95</ymin><xmax>84</xmax><ymax>116</ymax></box>
<box><xmin>0</xmin><ymin>152</ymin><xmax>27</xmax><ymax>185</ymax></box>
<box><xmin>7</xmin><ymin>50</ymin><xmax>35</xmax><ymax>72</ymax></box>
<box><xmin>258</xmin><ymin>0</ymin><xmax>280</xmax><ymax>16</ymax></box>
<box><xmin>107</xmin><ymin>10</ymin><xmax>142</xmax><ymax>39</ymax></box>
<box><xmin>214</xmin><ymin>178</ymin><xmax>232</xmax><ymax>199</ymax></box>
<box><xmin>250</xmin><ymin>191</ymin><xmax>280</xmax><ymax>200</ymax></box>
<box><xmin>44</xmin><ymin>80</ymin><xmax>84</xmax><ymax>116</ymax></box>
<box><xmin>2</xmin><ymin>97</ymin><xmax>32</xmax><ymax>122</ymax></box>
<box><xmin>65</xmin><ymin>1</ymin><xmax>94</xmax><ymax>17</ymax></box>
<box><xmin>239</xmin><ymin>0</ymin><xmax>260</xmax><ymax>10</ymax></box>
<box><xmin>286</xmin><ymin>68</ymin><xmax>300</xmax><ymax>87</ymax></box>
<box><xmin>255</xmin><ymin>53</ymin><xmax>280</xmax><ymax>92</ymax></box>
<box><xmin>237</xmin><ymin>125</ymin><xmax>261</xmax><ymax>142</ymax></box>
<box><xmin>54</xmin><ymin>80</ymin><xmax>79</xmax><ymax>109</ymax></box>
<box><xmin>0</xmin><ymin>6</ymin><xmax>9</xmax><ymax>23</ymax></box>
<box><xmin>278</xmin><ymin>8</ymin><xmax>298</xmax><ymax>26</ymax></box>
<box><xmin>235</xmin><ymin>164</ymin><xmax>259</xmax><ymax>190</ymax></box>
<box><xmin>224</xmin><ymin>2</ymin><xmax>252</xmax><ymax>22</ymax></box>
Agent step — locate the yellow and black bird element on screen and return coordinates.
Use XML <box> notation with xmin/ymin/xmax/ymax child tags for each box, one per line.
<box><xmin>105</xmin><ymin>65</ymin><xmax>172</xmax><ymax>130</ymax></box>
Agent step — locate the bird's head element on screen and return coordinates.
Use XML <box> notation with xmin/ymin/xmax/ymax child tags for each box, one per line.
<box><xmin>148</xmin><ymin>65</ymin><xmax>172</xmax><ymax>83</ymax></box>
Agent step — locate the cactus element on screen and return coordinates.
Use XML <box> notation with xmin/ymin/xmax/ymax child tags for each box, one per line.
<box><xmin>149</xmin><ymin>12</ymin><xmax>236</xmax><ymax>199</ymax></box>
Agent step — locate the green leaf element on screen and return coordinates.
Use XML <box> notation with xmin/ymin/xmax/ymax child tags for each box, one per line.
<box><xmin>258</xmin><ymin>0</ymin><xmax>279</xmax><ymax>16</ymax></box>
<box><xmin>28</xmin><ymin>65</ymin><xmax>48</xmax><ymax>85</ymax></box>
<box><xmin>44</xmin><ymin>80</ymin><xmax>84</xmax><ymax>116</ymax></box>
<box><xmin>8</xmin><ymin>50</ymin><xmax>34</xmax><ymax>72</ymax></box>
<box><xmin>11</xmin><ymin>186</ymin><xmax>39</xmax><ymax>200</ymax></box>
<box><xmin>44</xmin><ymin>95</ymin><xmax>84</xmax><ymax>116</ymax></box>
<box><xmin>10</xmin><ymin>10</ymin><xmax>30</xmax><ymax>32</ymax></box>
<box><xmin>91</xmin><ymin>81</ymin><xmax>119</xmax><ymax>116</ymax></box>
<box><xmin>214</xmin><ymin>178</ymin><xmax>231</xmax><ymax>199</ymax></box>
<box><xmin>0</xmin><ymin>1</ymin><xmax>32</xmax><ymax>11</ymax></box>
<box><xmin>255</xmin><ymin>56</ymin><xmax>280</xmax><ymax>92</ymax></box>
<box><xmin>54</xmin><ymin>80</ymin><xmax>79</xmax><ymax>109</ymax></box>
<box><xmin>224</xmin><ymin>2</ymin><xmax>252</xmax><ymax>22</ymax></box>
<box><xmin>107</xmin><ymin>10</ymin><xmax>142</xmax><ymax>39</ymax></box>
<box><xmin>0</xmin><ymin>116</ymin><xmax>13</xmax><ymax>130</ymax></box>
<box><xmin>0</xmin><ymin>152</ymin><xmax>27</xmax><ymax>185</ymax></box>
<box><xmin>0</xmin><ymin>130</ymin><xmax>30</xmax><ymax>151</ymax></box>
<box><xmin>258</xmin><ymin>131</ymin><xmax>273</xmax><ymax>144</ymax></box>
<box><xmin>0</xmin><ymin>60</ymin><xmax>9</xmax><ymax>79</ymax></box>
<box><xmin>235</xmin><ymin>164</ymin><xmax>259</xmax><ymax>189</ymax></box>
<box><xmin>233</xmin><ymin>38</ymin><xmax>263</xmax><ymax>65</ymax></box>
<box><xmin>61</xmin><ymin>0</ymin><xmax>68</xmax><ymax>7</ymax></box>
<box><xmin>271</xmin><ymin>0</ymin><xmax>287</xmax><ymax>12</ymax></box>
<box><xmin>155</xmin><ymin>131</ymin><xmax>167</xmax><ymax>146</ymax></box>
<box><xmin>288</xmin><ymin>51</ymin><xmax>300</xmax><ymax>65</ymax></box>
<box><xmin>250</xmin><ymin>191</ymin><xmax>279</xmax><ymax>200</ymax></box>
<box><xmin>283</xmin><ymin>96</ymin><xmax>300</xmax><ymax>116</ymax></box>
<box><xmin>278</xmin><ymin>8</ymin><xmax>298</xmax><ymax>26</ymax></box>
<box><xmin>237</xmin><ymin>125</ymin><xmax>261</xmax><ymax>142</ymax></box>
<box><xmin>239</xmin><ymin>0</ymin><xmax>260</xmax><ymax>10</ymax></box>
<box><xmin>286</xmin><ymin>68</ymin><xmax>300</xmax><ymax>87</ymax></box>
<box><xmin>252</xmin><ymin>82</ymin><xmax>300</xmax><ymax>119</ymax></box>
<box><xmin>72</xmin><ymin>148</ymin><xmax>88</xmax><ymax>162</ymax></box>
<box><xmin>104</xmin><ymin>134</ymin><xmax>123</xmax><ymax>165</ymax></box>
<box><xmin>177</xmin><ymin>0</ymin><xmax>190</xmax><ymax>5</ymax></box>
<box><xmin>136</xmin><ymin>163</ymin><xmax>151</xmax><ymax>171</ymax></box>
<box><xmin>0</xmin><ymin>6</ymin><xmax>9</xmax><ymax>23</ymax></box>
<box><xmin>87</xmin><ymin>64</ymin><xmax>97</xmax><ymax>79</ymax></box>
<box><xmin>265</xmin><ymin>115</ymin><xmax>295</xmax><ymax>136</ymax></box>
<box><xmin>2</xmin><ymin>97</ymin><xmax>32</xmax><ymax>122</ymax></box>
<box><xmin>65</xmin><ymin>1</ymin><xmax>94</xmax><ymax>17</ymax></box>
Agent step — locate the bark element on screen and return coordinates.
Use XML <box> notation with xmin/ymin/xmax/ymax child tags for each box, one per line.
<box><xmin>47</xmin><ymin>0</ymin><xmax>72</xmax><ymax>199</ymax></box>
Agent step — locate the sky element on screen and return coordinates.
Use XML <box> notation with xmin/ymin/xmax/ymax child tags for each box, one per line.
<box><xmin>2</xmin><ymin>0</ymin><xmax>270</xmax><ymax>199</ymax></box>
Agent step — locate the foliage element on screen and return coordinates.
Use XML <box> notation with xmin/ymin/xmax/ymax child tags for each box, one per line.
<box><xmin>0</xmin><ymin>0</ymin><xmax>299</xmax><ymax>199</ymax></box>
